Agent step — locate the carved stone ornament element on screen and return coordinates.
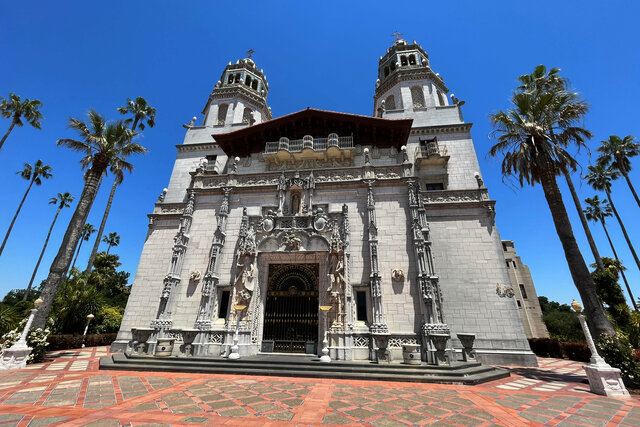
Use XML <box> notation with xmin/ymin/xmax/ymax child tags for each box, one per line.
<box><xmin>496</xmin><ymin>283</ymin><xmax>515</xmax><ymax>298</ymax></box>
<box><xmin>391</xmin><ymin>268</ymin><xmax>405</xmax><ymax>282</ymax></box>
<box><xmin>282</xmin><ymin>231</ymin><xmax>302</xmax><ymax>251</ymax></box>
<box><xmin>313</xmin><ymin>208</ymin><xmax>328</xmax><ymax>231</ymax></box>
<box><xmin>190</xmin><ymin>270</ymin><xmax>202</xmax><ymax>282</ymax></box>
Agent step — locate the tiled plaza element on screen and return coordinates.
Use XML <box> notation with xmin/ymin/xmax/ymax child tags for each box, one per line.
<box><xmin>0</xmin><ymin>347</ymin><xmax>638</xmax><ymax>426</ymax></box>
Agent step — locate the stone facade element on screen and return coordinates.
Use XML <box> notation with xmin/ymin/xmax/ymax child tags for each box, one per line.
<box><xmin>112</xmin><ymin>39</ymin><xmax>537</xmax><ymax>366</ymax></box>
<box><xmin>502</xmin><ymin>240</ymin><xmax>550</xmax><ymax>339</ymax></box>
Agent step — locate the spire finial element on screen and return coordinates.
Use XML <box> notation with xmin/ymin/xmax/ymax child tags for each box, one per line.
<box><xmin>391</xmin><ymin>31</ymin><xmax>403</xmax><ymax>40</ymax></box>
<box><xmin>246</xmin><ymin>48</ymin><xmax>255</xmax><ymax>58</ymax></box>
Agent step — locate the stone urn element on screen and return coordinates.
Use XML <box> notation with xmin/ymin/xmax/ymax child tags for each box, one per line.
<box><xmin>402</xmin><ymin>344</ymin><xmax>421</xmax><ymax>365</ymax></box>
<box><xmin>372</xmin><ymin>333</ymin><xmax>391</xmax><ymax>364</ymax></box>
<box><xmin>456</xmin><ymin>333</ymin><xmax>477</xmax><ymax>362</ymax></box>
<box><xmin>429</xmin><ymin>333</ymin><xmax>450</xmax><ymax>366</ymax></box>
<box><xmin>154</xmin><ymin>338</ymin><xmax>175</xmax><ymax>357</ymax></box>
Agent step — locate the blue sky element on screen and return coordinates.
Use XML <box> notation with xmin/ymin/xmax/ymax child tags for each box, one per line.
<box><xmin>1</xmin><ymin>1</ymin><xmax>639</xmax><ymax>308</ymax></box>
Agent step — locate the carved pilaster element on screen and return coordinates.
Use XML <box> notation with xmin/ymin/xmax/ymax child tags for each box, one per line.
<box><xmin>365</xmin><ymin>180</ymin><xmax>387</xmax><ymax>333</ymax></box>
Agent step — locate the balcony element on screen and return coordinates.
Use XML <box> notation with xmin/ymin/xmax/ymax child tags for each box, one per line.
<box><xmin>415</xmin><ymin>139</ymin><xmax>449</xmax><ymax>168</ymax></box>
<box><xmin>264</xmin><ymin>134</ymin><xmax>355</xmax><ymax>166</ymax></box>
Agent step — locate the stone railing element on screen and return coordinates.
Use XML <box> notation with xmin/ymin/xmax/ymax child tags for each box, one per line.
<box><xmin>265</xmin><ymin>134</ymin><xmax>354</xmax><ymax>154</ymax></box>
<box><xmin>422</xmin><ymin>188</ymin><xmax>490</xmax><ymax>204</ymax></box>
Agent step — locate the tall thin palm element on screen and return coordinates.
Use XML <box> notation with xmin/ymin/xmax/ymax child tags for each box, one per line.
<box><xmin>33</xmin><ymin>110</ymin><xmax>147</xmax><ymax>329</ymax></box>
<box><xmin>24</xmin><ymin>192</ymin><xmax>74</xmax><ymax>300</ymax></box>
<box><xmin>102</xmin><ymin>232</ymin><xmax>120</xmax><ymax>254</ymax></box>
<box><xmin>0</xmin><ymin>160</ymin><xmax>53</xmax><ymax>257</ymax></box>
<box><xmin>597</xmin><ymin>135</ymin><xmax>640</xmax><ymax>208</ymax></box>
<box><xmin>584</xmin><ymin>196</ymin><xmax>637</xmax><ymax>310</ymax></box>
<box><xmin>586</xmin><ymin>163</ymin><xmax>640</xmax><ymax>274</ymax></box>
<box><xmin>85</xmin><ymin>97</ymin><xmax>156</xmax><ymax>271</ymax></box>
<box><xmin>71</xmin><ymin>223</ymin><xmax>96</xmax><ymax>272</ymax></box>
<box><xmin>489</xmin><ymin>65</ymin><xmax>614</xmax><ymax>337</ymax></box>
<box><xmin>516</xmin><ymin>65</ymin><xmax>604</xmax><ymax>270</ymax></box>
<box><xmin>0</xmin><ymin>93</ymin><xmax>43</xmax><ymax>151</ymax></box>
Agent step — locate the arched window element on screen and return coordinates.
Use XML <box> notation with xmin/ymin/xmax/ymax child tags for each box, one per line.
<box><xmin>242</xmin><ymin>107</ymin><xmax>254</xmax><ymax>125</ymax></box>
<box><xmin>390</xmin><ymin>61</ymin><xmax>396</xmax><ymax>71</ymax></box>
<box><xmin>251</xmin><ymin>80</ymin><xmax>258</xmax><ymax>90</ymax></box>
<box><xmin>411</xmin><ymin>86</ymin><xmax>425</xmax><ymax>109</ymax></box>
<box><xmin>227</xmin><ymin>75</ymin><xmax>234</xmax><ymax>84</ymax></box>
<box><xmin>400</xmin><ymin>55</ymin><xmax>408</xmax><ymax>66</ymax></box>
<box><xmin>235</xmin><ymin>73</ymin><xmax>241</xmax><ymax>83</ymax></box>
<box><xmin>437</xmin><ymin>90</ymin><xmax>444</xmax><ymax>106</ymax></box>
<box><xmin>217</xmin><ymin>104</ymin><xmax>229</xmax><ymax>126</ymax></box>
<box><xmin>245</xmin><ymin>76</ymin><xmax>251</xmax><ymax>86</ymax></box>
<box><xmin>385</xmin><ymin>95</ymin><xmax>396</xmax><ymax>111</ymax></box>
<box><xmin>408</xmin><ymin>54</ymin><xmax>416</xmax><ymax>65</ymax></box>
<box><xmin>384</xmin><ymin>67</ymin><xmax>389</xmax><ymax>77</ymax></box>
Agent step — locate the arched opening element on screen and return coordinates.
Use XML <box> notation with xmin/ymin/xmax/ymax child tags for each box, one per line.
<box><xmin>242</xmin><ymin>107</ymin><xmax>254</xmax><ymax>125</ymax></box>
<box><xmin>390</xmin><ymin>61</ymin><xmax>396</xmax><ymax>71</ymax></box>
<box><xmin>385</xmin><ymin>94</ymin><xmax>396</xmax><ymax>110</ymax></box>
<box><xmin>384</xmin><ymin>67</ymin><xmax>389</xmax><ymax>77</ymax></box>
<box><xmin>245</xmin><ymin>76</ymin><xmax>251</xmax><ymax>86</ymax></box>
<box><xmin>227</xmin><ymin>75</ymin><xmax>234</xmax><ymax>84</ymax></box>
<box><xmin>251</xmin><ymin>80</ymin><xmax>258</xmax><ymax>90</ymax></box>
<box><xmin>409</xmin><ymin>54</ymin><xmax>416</xmax><ymax>65</ymax></box>
<box><xmin>216</xmin><ymin>104</ymin><xmax>229</xmax><ymax>126</ymax></box>
<box><xmin>411</xmin><ymin>86</ymin><xmax>425</xmax><ymax>109</ymax></box>
<box><xmin>262</xmin><ymin>263</ymin><xmax>319</xmax><ymax>353</ymax></box>
<box><xmin>235</xmin><ymin>73</ymin><xmax>241</xmax><ymax>83</ymax></box>
<box><xmin>400</xmin><ymin>55</ymin><xmax>408</xmax><ymax>66</ymax></box>
<box><xmin>437</xmin><ymin>90</ymin><xmax>445</xmax><ymax>106</ymax></box>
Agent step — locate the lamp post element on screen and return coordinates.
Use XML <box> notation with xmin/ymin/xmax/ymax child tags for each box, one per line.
<box><xmin>319</xmin><ymin>305</ymin><xmax>332</xmax><ymax>363</ymax></box>
<box><xmin>0</xmin><ymin>298</ymin><xmax>43</xmax><ymax>370</ymax></box>
<box><xmin>571</xmin><ymin>299</ymin><xmax>629</xmax><ymax>397</ymax></box>
<box><xmin>228</xmin><ymin>304</ymin><xmax>246</xmax><ymax>360</ymax></box>
<box><xmin>82</xmin><ymin>314</ymin><xmax>94</xmax><ymax>348</ymax></box>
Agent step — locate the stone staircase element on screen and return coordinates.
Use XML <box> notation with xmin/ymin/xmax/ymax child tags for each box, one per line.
<box><xmin>100</xmin><ymin>353</ymin><xmax>509</xmax><ymax>385</ymax></box>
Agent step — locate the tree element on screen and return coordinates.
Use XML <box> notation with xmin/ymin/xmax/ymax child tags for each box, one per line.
<box><xmin>590</xmin><ymin>259</ymin><xmax>631</xmax><ymax>328</ymax></box>
<box><xmin>597</xmin><ymin>135</ymin><xmax>640</xmax><ymax>208</ymax></box>
<box><xmin>584</xmin><ymin>195</ymin><xmax>637</xmax><ymax>310</ymax></box>
<box><xmin>70</xmin><ymin>223</ymin><xmax>95</xmax><ymax>272</ymax></box>
<box><xmin>0</xmin><ymin>93</ymin><xmax>43</xmax><ymax>151</ymax></box>
<box><xmin>32</xmin><ymin>110</ymin><xmax>146</xmax><ymax>329</ymax></box>
<box><xmin>585</xmin><ymin>163</ymin><xmax>640</xmax><ymax>276</ymax></box>
<box><xmin>85</xmin><ymin>97</ymin><xmax>155</xmax><ymax>271</ymax></box>
<box><xmin>24</xmin><ymin>192</ymin><xmax>74</xmax><ymax>301</ymax></box>
<box><xmin>0</xmin><ymin>160</ymin><xmax>53</xmax><ymax>257</ymax></box>
<box><xmin>489</xmin><ymin>65</ymin><xmax>614</xmax><ymax>338</ymax></box>
<box><xmin>516</xmin><ymin>65</ymin><xmax>604</xmax><ymax>271</ymax></box>
<box><xmin>102</xmin><ymin>232</ymin><xmax>120</xmax><ymax>254</ymax></box>
<box><xmin>538</xmin><ymin>296</ymin><xmax>584</xmax><ymax>342</ymax></box>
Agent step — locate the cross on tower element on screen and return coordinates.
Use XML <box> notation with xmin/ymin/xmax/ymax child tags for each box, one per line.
<box><xmin>391</xmin><ymin>31</ymin><xmax>403</xmax><ymax>40</ymax></box>
<box><xmin>246</xmin><ymin>49</ymin><xmax>255</xmax><ymax>58</ymax></box>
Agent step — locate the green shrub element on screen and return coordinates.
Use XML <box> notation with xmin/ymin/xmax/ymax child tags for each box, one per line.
<box><xmin>528</xmin><ymin>338</ymin><xmax>563</xmax><ymax>358</ymax></box>
<box><xmin>561</xmin><ymin>341</ymin><xmax>591</xmax><ymax>363</ymax></box>
<box><xmin>596</xmin><ymin>334</ymin><xmax>640</xmax><ymax>389</ymax></box>
<box><xmin>0</xmin><ymin>321</ymin><xmax>50</xmax><ymax>364</ymax></box>
<box><xmin>47</xmin><ymin>333</ymin><xmax>116</xmax><ymax>351</ymax></box>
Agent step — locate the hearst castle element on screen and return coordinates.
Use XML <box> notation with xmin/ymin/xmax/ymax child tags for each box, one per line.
<box><xmin>112</xmin><ymin>38</ymin><xmax>540</xmax><ymax>366</ymax></box>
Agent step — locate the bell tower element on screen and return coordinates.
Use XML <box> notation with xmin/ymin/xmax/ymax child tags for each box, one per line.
<box><xmin>373</xmin><ymin>37</ymin><xmax>453</xmax><ymax>120</ymax></box>
<box><xmin>202</xmin><ymin>51</ymin><xmax>272</xmax><ymax>132</ymax></box>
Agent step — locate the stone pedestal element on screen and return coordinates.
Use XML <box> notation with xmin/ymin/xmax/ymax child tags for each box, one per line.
<box><xmin>429</xmin><ymin>333</ymin><xmax>450</xmax><ymax>366</ymax></box>
<box><xmin>0</xmin><ymin>343</ymin><xmax>32</xmax><ymax>371</ymax></box>
<box><xmin>372</xmin><ymin>333</ymin><xmax>391</xmax><ymax>364</ymax></box>
<box><xmin>456</xmin><ymin>333</ymin><xmax>476</xmax><ymax>362</ymax></box>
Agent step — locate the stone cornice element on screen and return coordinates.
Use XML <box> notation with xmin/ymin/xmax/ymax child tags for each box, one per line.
<box><xmin>209</xmin><ymin>85</ymin><xmax>271</xmax><ymax>117</ymax></box>
<box><xmin>410</xmin><ymin>123</ymin><xmax>473</xmax><ymax>136</ymax></box>
<box><xmin>374</xmin><ymin>68</ymin><xmax>448</xmax><ymax>101</ymax></box>
<box><xmin>422</xmin><ymin>188</ymin><xmax>496</xmax><ymax>209</ymax></box>
<box><xmin>176</xmin><ymin>142</ymin><xmax>218</xmax><ymax>153</ymax></box>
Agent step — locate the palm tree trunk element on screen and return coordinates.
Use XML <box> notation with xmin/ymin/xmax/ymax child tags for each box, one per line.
<box><xmin>106</xmin><ymin>244</ymin><xmax>111</xmax><ymax>255</ymax></box>
<box><xmin>85</xmin><ymin>179</ymin><xmax>118</xmax><ymax>272</ymax></box>
<box><xmin>539</xmin><ymin>167</ymin><xmax>614</xmax><ymax>337</ymax></box>
<box><xmin>605</xmin><ymin>188</ymin><xmax>640</xmax><ymax>274</ymax></box>
<box><xmin>70</xmin><ymin>236</ymin><xmax>84</xmax><ymax>272</ymax></box>
<box><xmin>0</xmin><ymin>120</ymin><xmax>16</xmax><ymax>151</ymax></box>
<box><xmin>33</xmin><ymin>164</ymin><xmax>105</xmax><ymax>329</ymax></box>
<box><xmin>0</xmin><ymin>178</ymin><xmax>34</xmax><ymax>257</ymax></box>
<box><xmin>24</xmin><ymin>206</ymin><xmax>62</xmax><ymax>301</ymax></box>
<box><xmin>563</xmin><ymin>169</ymin><xmax>604</xmax><ymax>270</ymax></box>
<box><xmin>601</xmin><ymin>220</ymin><xmax>638</xmax><ymax>311</ymax></box>
<box><xmin>621</xmin><ymin>169</ymin><xmax>640</xmax><ymax>209</ymax></box>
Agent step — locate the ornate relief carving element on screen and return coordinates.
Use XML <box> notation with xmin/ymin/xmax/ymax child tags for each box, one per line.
<box><xmin>496</xmin><ymin>283</ymin><xmax>515</xmax><ymax>298</ymax></box>
<box><xmin>391</xmin><ymin>268</ymin><xmax>405</xmax><ymax>282</ymax></box>
<box><xmin>422</xmin><ymin>189</ymin><xmax>490</xmax><ymax>204</ymax></box>
<box><xmin>282</xmin><ymin>231</ymin><xmax>302</xmax><ymax>251</ymax></box>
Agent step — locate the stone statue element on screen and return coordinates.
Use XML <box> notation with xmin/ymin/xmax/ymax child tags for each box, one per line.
<box><xmin>282</xmin><ymin>231</ymin><xmax>301</xmax><ymax>251</ymax></box>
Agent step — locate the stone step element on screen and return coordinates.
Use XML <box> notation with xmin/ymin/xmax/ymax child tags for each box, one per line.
<box><xmin>100</xmin><ymin>353</ymin><xmax>509</xmax><ymax>385</ymax></box>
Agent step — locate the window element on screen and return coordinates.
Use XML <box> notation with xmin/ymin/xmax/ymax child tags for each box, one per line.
<box><xmin>245</xmin><ymin>76</ymin><xmax>251</xmax><ymax>86</ymax></box>
<box><xmin>218</xmin><ymin>290</ymin><xmax>230</xmax><ymax>318</ymax></box>
<box><xmin>242</xmin><ymin>107</ymin><xmax>254</xmax><ymax>125</ymax></box>
<box><xmin>205</xmin><ymin>155</ymin><xmax>217</xmax><ymax>171</ymax></box>
<box><xmin>519</xmin><ymin>284</ymin><xmax>528</xmax><ymax>299</ymax></box>
<box><xmin>251</xmin><ymin>80</ymin><xmax>258</xmax><ymax>90</ymax></box>
<box><xmin>400</xmin><ymin>55</ymin><xmax>408</xmax><ymax>66</ymax></box>
<box><xmin>411</xmin><ymin>86</ymin><xmax>425</xmax><ymax>108</ymax></box>
<box><xmin>505</xmin><ymin>260</ymin><xmax>511</xmax><ymax>269</ymax></box>
<box><xmin>512</xmin><ymin>260</ymin><xmax>517</xmax><ymax>268</ymax></box>
<box><xmin>408</xmin><ymin>54</ymin><xmax>416</xmax><ymax>65</ymax></box>
<box><xmin>502</xmin><ymin>242</ymin><xmax>508</xmax><ymax>251</ymax></box>
<box><xmin>437</xmin><ymin>90</ymin><xmax>444</xmax><ymax>106</ymax></box>
<box><xmin>227</xmin><ymin>75</ymin><xmax>234</xmax><ymax>84</ymax></box>
<box><xmin>356</xmin><ymin>291</ymin><xmax>367</xmax><ymax>321</ymax></box>
<box><xmin>384</xmin><ymin>67</ymin><xmax>389</xmax><ymax>77</ymax></box>
<box><xmin>390</xmin><ymin>61</ymin><xmax>396</xmax><ymax>71</ymax></box>
<box><xmin>385</xmin><ymin>95</ymin><xmax>396</xmax><ymax>110</ymax></box>
<box><xmin>517</xmin><ymin>300</ymin><xmax>522</xmax><ymax>308</ymax></box>
<box><xmin>425</xmin><ymin>183</ymin><xmax>444</xmax><ymax>191</ymax></box>
<box><xmin>216</xmin><ymin>104</ymin><xmax>229</xmax><ymax>126</ymax></box>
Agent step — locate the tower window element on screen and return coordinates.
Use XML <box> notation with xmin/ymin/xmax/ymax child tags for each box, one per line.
<box><xmin>216</xmin><ymin>104</ymin><xmax>229</xmax><ymax>126</ymax></box>
<box><xmin>385</xmin><ymin>95</ymin><xmax>396</xmax><ymax>110</ymax></box>
<box><xmin>437</xmin><ymin>90</ymin><xmax>445</xmax><ymax>106</ymax></box>
<box><xmin>519</xmin><ymin>284</ymin><xmax>528</xmax><ymax>299</ymax></box>
<box><xmin>400</xmin><ymin>55</ymin><xmax>408</xmax><ymax>66</ymax></box>
<box><xmin>251</xmin><ymin>80</ymin><xmax>258</xmax><ymax>90</ymax></box>
<box><xmin>517</xmin><ymin>300</ymin><xmax>522</xmax><ymax>308</ymax></box>
<box><xmin>245</xmin><ymin>76</ymin><xmax>251</xmax><ymax>86</ymax></box>
<box><xmin>218</xmin><ymin>290</ymin><xmax>230</xmax><ymax>318</ymax></box>
<box><xmin>390</xmin><ymin>62</ymin><xmax>396</xmax><ymax>71</ymax></box>
<box><xmin>242</xmin><ymin>107</ymin><xmax>254</xmax><ymax>125</ymax></box>
<box><xmin>227</xmin><ymin>75</ymin><xmax>233</xmax><ymax>84</ymax></box>
<box><xmin>425</xmin><ymin>183</ymin><xmax>444</xmax><ymax>191</ymax></box>
<box><xmin>411</xmin><ymin>86</ymin><xmax>425</xmax><ymax>109</ymax></box>
<box><xmin>384</xmin><ymin>67</ymin><xmax>389</xmax><ymax>77</ymax></box>
<box><xmin>356</xmin><ymin>291</ymin><xmax>367</xmax><ymax>321</ymax></box>
<box><xmin>409</xmin><ymin>54</ymin><xmax>416</xmax><ymax>65</ymax></box>
<box><xmin>235</xmin><ymin>73</ymin><xmax>241</xmax><ymax>83</ymax></box>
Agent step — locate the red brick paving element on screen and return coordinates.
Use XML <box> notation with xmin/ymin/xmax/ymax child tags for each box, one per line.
<box><xmin>0</xmin><ymin>347</ymin><xmax>638</xmax><ymax>426</ymax></box>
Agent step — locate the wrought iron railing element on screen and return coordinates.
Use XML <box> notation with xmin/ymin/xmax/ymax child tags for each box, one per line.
<box><xmin>416</xmin><ymin>140</ymin><xmax>448</xmax><ymax>158</ymax></box>
<box><xmin>265</xmin><ymin>134</ymin><xmax>354</xmax><ymax>154</ymax></box>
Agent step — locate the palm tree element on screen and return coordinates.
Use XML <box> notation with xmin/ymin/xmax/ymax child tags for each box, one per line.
<box><xmin>70</xmin><ymin>223</ymin><xmax>96</xmax><ymax>272</ymax></box>
<box><xmin>585</xmin><ymin>163</ymin><xmax>640</xmax><ymax>274</ymax></box>
<box><xmin>489</xmin><ymin>65</ymin><xmax>614</xmax><ymax>338</ymax></box>
<box><xmin>23</xmin><ymin>192</ymin><xmax>74</xmax><ymax>301</ymax></box>
<box><xmin>516</xmin><ymin>65</ymin><xmax>604</xmax><ymax>270</ymax></box>
<box><xmin>0</xmin><ymin>93</ymin><xmax>43</xmax><ymax>151</ymax></box>
<box><xmin>585</xmin><ymin>196</ymin><xmax>637</xmax><ymax>310</ymax></box>
<box><xmin>85</xmin><ymin>97</ymin><xmax>156</xmax><ymax>271</ymax></box>
<box><xmin>102</xmin><ymin>232</ymin><xmax>120</xmax><ymax>254</ymax></box>
<box><xmin>32</xmin><ymin>110</ymin><xmax>147</xmax><ymax>329</ymax></box>
<box><xmin>0</xmin><ymin>160</ymin><xmax>53</xmax><ymax>257</ymax></box>
<box><xmin>597</xmin><ymin>135</ymin><xmax>640</xmax><ymax>208</ymax></box>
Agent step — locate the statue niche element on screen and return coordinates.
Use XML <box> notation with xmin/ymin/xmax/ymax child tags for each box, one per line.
<box><xmin>234</xmin><ymin>226</ymin><xmax>257</xmax><ymax>306</ymax></box>
<box><xmin>327</xmin><ymin>223</ymin><xmax>346</xmax><ymax>328</ymax></box>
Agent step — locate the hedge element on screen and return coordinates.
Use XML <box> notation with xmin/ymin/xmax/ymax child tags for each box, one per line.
<box><xmin>47</xmin><ymin>333</ymin><xmax>117</xmax><ymax>351</ymax></box>
<box><xmin>528</xmin><ymin>338</ymin><xmax>591</xmax><ymax>363</ymax></box>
